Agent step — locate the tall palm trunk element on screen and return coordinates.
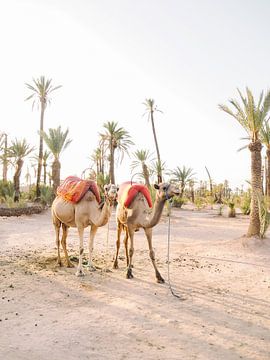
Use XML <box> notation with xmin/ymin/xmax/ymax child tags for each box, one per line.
<box><xmin>52</xmin><ymin>158</ymin><xmax>61</xmax><ymax>196</ymax></box>
<box><xmin>247</xmin><ymin>140</ymin><xmax>262</xmax><ymax>237</ymax></box>
<box><xmin>13</xmin><ymin>159</ymin><xmax>23</xmax><ymax>202</ymax></box>
<box><xmin>150</xmin><ymin>109</ymin><xmax>162</xmax><ymax>183</ymax></box>
<box><xmin>2</xmin><ymin>134</ymin><xmax>8</xmax><ymax>181</ymax></box>
<box><xmin>266</xmin><ymin>149</ymin><xmax>270</xmax><ymax>198</ymax></box>
<box><xmin>36</xmin><ymin>101</ymin><xmax>45</xmax><ymax>199</ymax></box>
<box><xmin>109</xmin><ymin>142</ymin><xmax>115</xmax><ymax>184</ymax></box>
<box><xmin>43</xmin><ymin>162</ymin><xmax>47</xmax><ymax>185</ymax></box>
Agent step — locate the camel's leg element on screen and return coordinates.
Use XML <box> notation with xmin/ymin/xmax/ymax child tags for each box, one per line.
<box><xmin>87</xmin><ymin>225</ymin><xmax>98</xmax><ymax>271</ymax></box>
<box><xmin>76</xmin><ymin>226</ymin><xmax>85</xmax><ymax>277</ymax></box>
<box><xmin>126</xmin><ymin>227</ymin><xmax>135</xmax><ymax>279</ymax></box>
<box><xmin>144</xmin><ymin>228</ymin><xmax>165</xmax><ymax>284</ymax></box>
<box><xmin>123</xmin><ymin>227</ymin><xmax>129</xmax><ymax>267</ymax></box>
<box><xmin>113</xmin><ymin>220</ymin><xmax>122</xmax><ymax>269</ymax></box>
<box><xmin>61</xmin><ymin>224</ymin><xmax>74</xmax><ymax>268</ymax></box>
<box><xmin>53</xmin><ymin>216</ymin><xmax>62</xmax><ymax>266</ymax></box>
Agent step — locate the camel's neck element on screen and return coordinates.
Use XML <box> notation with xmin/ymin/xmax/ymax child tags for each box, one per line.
<box><xmin>144</xmin><ymin>197</ymin><xmax>166</xmax><ymax>228</ymax></box>
<box><xmin>92</xmin><ymin>199</ymin><xmax>113</xmax><ymax>227</ymax></box>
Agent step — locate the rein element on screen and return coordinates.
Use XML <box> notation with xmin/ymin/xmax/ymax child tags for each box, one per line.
<box><xmin>166</xmin><ymin>194</ymin><xmax>184</xmax><ymax>300</ymax></box>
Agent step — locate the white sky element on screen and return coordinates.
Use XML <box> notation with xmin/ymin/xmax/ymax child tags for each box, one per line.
<box><xmin>1</xmin><ymin>0</ymin><xmax>270</xmax><ymax>189</ymax></box>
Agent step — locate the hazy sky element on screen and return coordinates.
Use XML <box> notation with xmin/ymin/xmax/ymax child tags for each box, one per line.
<box><xmin>1</xmin><ymin>0</ymin><xmax>270</xmax><ymax>189</ymax></box>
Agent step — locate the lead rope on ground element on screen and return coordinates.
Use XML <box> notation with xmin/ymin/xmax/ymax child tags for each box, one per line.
<box><xmin>166</xmin><ymin>198</ymin><xmax>183</xmax><ymax>300</ymax></box>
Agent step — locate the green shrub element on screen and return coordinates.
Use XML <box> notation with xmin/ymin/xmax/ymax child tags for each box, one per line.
<box><xmin>0</xmin><ymin>180</ymin><xmax>14</xmax><ymax>202</ymax></box>
<box><xmin>194</xmin><ymin>196</ymin><xmax>205</xmax><ymax>210</ymax></box>
<box><xmin>240</xmin><ymin>192</ymin><xmax>251</xmax><ymax>215</ymax></box>
<box><xmin>172</xmin><ymin>196</ymin><xmax>185</xmax><ymax>208</ymax></box>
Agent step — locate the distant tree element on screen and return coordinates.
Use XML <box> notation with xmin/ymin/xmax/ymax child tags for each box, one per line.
<box><xmin>8</xmin><ymin>138</ymin><xmax>34</xmax><ymax>201</ymax></box>
<box><xmin>41</xmin><ymin>126</ymin><xmax>72</xmax><ymax>195</ymax></box>
<box><xmin>171</xmin><ymin>166</ymin><xmax>195</xmax><ymax>198</ymax></box>
<box><xmin>219</xmin><ymin>87</ymin><xmax>270</xmax><ymax>237</ymax></box>
<box><xmin>42</xmin><ymin>150</ymin><xmax>51</xmax><ymax>185</ymax></box>
<box><xmin>25</xmin><ymin>76</ymin><xmax>61</xmax><ymax>200</ymax></box>
<box><xmin>0</xmin><ymin>133</ymin><xmax>8</xmax><ymax>181</ymax></box>
<box><xmin>143</xmin><ymin>98</ymin><xmax>163</xmax><ymax>183</ymax></box>
<box><xmin>100</xmin><ymin>121</ymin><xmax>134</xmax><ymax>184</ymax></box>
<box><xmin>260</xmin><ymin>120</ymin><xmax>270</xmax><ymax>198</ymax></box>
<box><xmin>131</xmin><ymin>149</ymin><xmax>153</xmax><ymax>188</ymax></box>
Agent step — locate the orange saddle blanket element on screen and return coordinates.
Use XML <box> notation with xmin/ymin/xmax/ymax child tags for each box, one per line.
<box><xmin>57</xmin><ymin>176</ymin><xmax>101</xmax><ymax>204</ymax></box>
<box><xmin>118</xmin><ymin>181</ymin><xmax>152</xmax><ymax>208</ymax></box>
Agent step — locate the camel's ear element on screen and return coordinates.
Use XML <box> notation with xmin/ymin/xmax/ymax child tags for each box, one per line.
<box><xmin>154</xmin><ymin>184</ymin><xmax>159</xmax><ymax>190</ymax></box>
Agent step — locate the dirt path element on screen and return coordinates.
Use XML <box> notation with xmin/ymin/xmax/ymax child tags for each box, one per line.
<box><xmin>0</xmin><ymin>207</ymin><xmax>270</xmax><ymax>359</ymax></box>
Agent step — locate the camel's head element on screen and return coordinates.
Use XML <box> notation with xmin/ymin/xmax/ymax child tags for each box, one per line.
<box><xmin>104</xmin><ymin>184</ymin><xmax>119</xmax><ymax>204</ymax></box>
<box><xmin>154</xmin><ymin>182</ymin><xmax>180</xmax><ymax>201</ymax></box>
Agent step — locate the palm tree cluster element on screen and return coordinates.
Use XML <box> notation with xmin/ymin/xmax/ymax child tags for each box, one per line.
<box><xmin>2</xmin><ymin>77</ymin><xmax>270</xmax><ymax>242</ymax></box>
<box><xmin>219</xmin><ymin>87</ymin><xmax>270</xmax><ymax>237</ymax></box>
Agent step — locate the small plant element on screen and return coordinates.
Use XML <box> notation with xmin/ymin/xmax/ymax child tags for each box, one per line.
<box><xmin>217</xmin><ymin>204</ymin><xmax>224</xmax><ymax>216</ymax></box>
<box><xmin>194</xmin><ymin>196</ymin><xmax>205</xmax><ymax>210</ymax></box>
<box><xmin>3</xmin><ymin>196</ymin><xmax>27</xmax><ymax>208</ymax></box>
<box><xmin>257</xmin><ymin>194</ymin><xmax>270</xmax><ymax>239</ymax></box>
<box><xmin>228</xmin><ymin>200</ymin><xmax>236</xmax><ymax>218</ymax></box>
<box><xmin>0</xmin><ymin>180</ymin><xmax>14</xmax><ymax>202</ymax></box>
<box><xmin>40</xmin><ymin>185</ymin><xmax>54</xmax><ymax>206</ymax></box>
<box><xmin>206</xmin><ymin>195</ymin><xmax>215</xmax><ymax>209</ymax></box>
<box><xmin>240</xmin><ymin>191</ymin><xmax>251</xmax><ymax>215</ymax></box>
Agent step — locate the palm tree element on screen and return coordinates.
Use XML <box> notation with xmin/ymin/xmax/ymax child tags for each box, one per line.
<box><xmin>31</xmin><ymin>150</ymin><xmax>51</xmax><ymax>186</ymax></box>
<box><xmin>131</xmin><ymin>149</ymin><xmax>153</xmax><ymax>188</ymax></box>
<box><xmin>41</xmin><ymin>126</ymin><xmax>72</xmax><ymax>195</ymax></box>
<box><xmin>143</xmin><ymin>98</ymin><xmax>163</xmax><ymax>183</ymax></box>
<box><xmin>260</xmin><ymin>120</ymin><xmax>270</xmax><ymax>198</ymax></box>
<box><xmin>25</xmin><ymin>76</ymin><xmax>61</xmax><ymax>200</ymax></box>
<box><xmin>219</xmin><ymin>87</ymin><xmax>270</xmax><ymax>237</ymax></box>
<box><xmin>171</xmin><ymin>166</ymin><xmax>195</xmax><ymax>198</ymax></box>
<box><xmin>0</xmin><ymin>133</ymin><xmax>8</xmax><ymax>181</ymax></box>
<box><xmin>8</xmin><ymin>138</ymin><xmax>34</xmax><ymax>201</ymax></box>
<box><xmin>100</xmin><ymin>121</ymin><xmax>134</xmax><ymax>184</ymax></box>
<box><xmin>42</xmin><ymin>150</ymin><xmax>51</xmax><ymax>185</ymax></box>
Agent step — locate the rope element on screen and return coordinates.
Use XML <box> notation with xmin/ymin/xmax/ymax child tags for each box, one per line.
<box><xmin>101</xmin><ymin>219</ymin><xmax>110</xmax><ymax>279</ymax></box>
<box><xmin>166</xmin><ymin>199</ymin><xmax>183</xmax><ymax>300</ymax></box>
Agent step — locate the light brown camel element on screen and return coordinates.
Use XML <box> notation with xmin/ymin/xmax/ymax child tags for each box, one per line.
<box><xmin>114</xmin><ymin>182</ymin><xmax>180</xmax><ymax>283</ymax></box>
<box><xmin>52</xmin><ymin>183</ymin><xmax>118</xmax><ymax>276</ymax></box>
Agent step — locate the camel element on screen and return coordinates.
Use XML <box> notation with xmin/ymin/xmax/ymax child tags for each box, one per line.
<box><xmin>51</xmin><ymin>183</ymin><xmax>118</xmax><ymax>276</ymax></box>
<box><xmin>114</xmin><ymin>182</ymin><xmax>180</xmax><ymax>283</ymax></box>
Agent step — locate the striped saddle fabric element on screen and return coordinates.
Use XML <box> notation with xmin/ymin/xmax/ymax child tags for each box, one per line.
<box><xmin>57</xmin><ymin>176</ymin><xmax>101</xmax><ymax>204</ymax></box>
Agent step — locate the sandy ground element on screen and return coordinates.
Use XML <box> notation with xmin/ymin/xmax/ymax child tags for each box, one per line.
<box><xmin>0</xmin><ymin>205</ymin><xmax>270</xmax><ymax>360</ymax></box>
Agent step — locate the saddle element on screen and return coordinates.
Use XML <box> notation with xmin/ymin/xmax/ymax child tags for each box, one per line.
<box><xmin>57</xmin><ymin>176</ymin><xmax>101</xmax><ymax>203</ymax></box>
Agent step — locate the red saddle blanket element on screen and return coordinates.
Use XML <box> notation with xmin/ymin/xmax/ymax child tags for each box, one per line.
<box><xmin>57</xmin><ymin>176</ymin><xmax>101</xmax><ymax>204</ymax></box>
<box><xmin>118</xmin><ymin>181</ymin><xmax>152</xmax><ymax>208</ymax></box>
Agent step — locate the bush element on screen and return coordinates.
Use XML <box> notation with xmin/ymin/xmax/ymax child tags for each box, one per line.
<box><xmin>172</xmin><ymin>196</ymin><xmax>185</xmax><ymax>208</ymax></box>
<box><xmin>240</xmin><ymin>192</ymin><xmax>251</xmax><ymax>215</ymax></box>
<box><xmin>0</xmin><ymin>180</ymin><xmax>14</xmax><ymax>202</ymax></box>
<box><xmin>27</xmin><ymin>184</ymin><xmax>54</xmax><ymax>206</ymax></box>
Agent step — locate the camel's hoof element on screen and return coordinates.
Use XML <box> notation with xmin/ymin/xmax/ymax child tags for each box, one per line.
<box><xmin>126</xmin><ymin>269</ymin><xmax>134</xmax><ymax>279</ymax></box>
<box><xmin>67</xmin><ymin>262</ymin><xmax>74</xmax><ymax>268</ymax></box>
<box><xmin>157</xmin><ymin>277</ymin><xmax>165</xmax><ymax>284</ymax></box>
<box><xmin>75</xmin><ymin>269</ymin><xmax>85</xmax><ymax>277</ymax></box>
<box><xmin>113</xmin><ymin>262</ymin><xmax>119</xmax><ymax>269</ymax></box>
